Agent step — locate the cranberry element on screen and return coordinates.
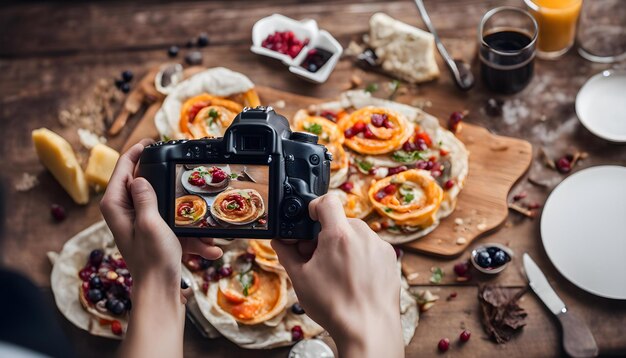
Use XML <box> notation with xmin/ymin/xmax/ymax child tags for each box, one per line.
<box><xmin>444</xmin><ymin>180</ymin><xmax>455</xmax><ymax>190</ymax></box>
<box><xmin>344</xmin><ymin>128</ymin><xmax>356</xmax><ymax>139</ymax></box>
<box><xmin>291</xmin><ymin>325</ymin><xmax>304</xmax><ymax>341</ymax></box>
<box><xmin>89</xmin><ymin>249</ymin><xmax>104</xmax><ymax>267</ymax></box>
<box><xmin>363</xmin><ymin>126</ymin><xmax>376</xmax><ymax>139</ymax></box>
<box><xmin>414</xmin><ymin>138</ymin><xmax>428</xmax><ymax>151</ymax></box>
<box><xmin>370</xmin><ymin>113</ymin><xmax>387</xmax><ymax>127</ymax></box>
<box><xmin>202</xmin><ymin>281</ymin><xmax>209</xmax><ymax>294</ymax></box>
<box><xmin>416</xmin><ymin>160</ymin><xmax>429</xmax><ymax>170</ymax></box>
<box><xmin>79</xmin><ymin>266</ymin><xmax>96</xmax><ymax>281</ymax></box>
<box><xmin>111</xmin><ymin>320</ymin><xmax>123</xmax><ymax>336</ymax></box>
<box><xmin>383</xmin><ymin>119</ymin><xmax>394</xmax><ymax>129</ymax></box>
<box><xmin>352</xmin><ymin>121</ymin><xmax>366</xmax><ymax>133</ymax></box>
<box><xmin>425</xmin><ymin>161</ymin><xmax>435</xmax><ymax>170</ymax></box>
<box><xmin>460</xmin><ymin>330</ymin><xmax>471</xmax><ymax>342</ymax></box>
<box><xmin>438</xmin><ymin>338</ymin><xmax>450</xmax><ymax>352</ymax></box>
<box><xmin>402</xmin><ymin>141</ymin><xmax>417</xmax><ymax>152</ymax></box>
<box><xmin>556</xmin><ymin>156</ymin><xmax>572</xmax><ymax>174</ymax></box>
<box><xmin>448</xmin><ymin>292</ymin><xmax>458</xmax><ymax>299</ymax></box>
<box><xmin>50</xmin><ymin>204</ymin><xmax>66</xmax><ymax>222</ymax></box>
<box><xmin>388</xmin><ymin>165</ymin><xmax>408</xmax><ymax>175</ymax></box>
<box><xmin>449</xmin><ymin>111</ymin><xmax>464</xmax><ymax>133</ymax></box>
<box><xmin>320</xmin><ymin>110</ymin><xmax>337</xmax><ymax>122</ymax></box>
<box><xmin>218</xmin><ymin>266</ymin><xmax>233</xmax><ymax>277</ymax></box>
<box><xmin>339</xmin><ymin>181</ymin><xmax>354</xmax><ymax>193</ymax></box>
<box><xmin>453</xmin><ymin>261</ymin><xmax>470</xmax><ymax>277</ymax></box>
<box><xmin>188</xmin><ymin>172</ymin><xmax>206</xmax><ymax>186</ymax></box>
<box><xmin>383</xmin><ymin>184</ymin><xmax>397</xmax><ymax>195</ymax></box>
<box><xmin>262</xmin><ymin>31</ymin><xmax>304</xmax><ymax>58</ymax></box>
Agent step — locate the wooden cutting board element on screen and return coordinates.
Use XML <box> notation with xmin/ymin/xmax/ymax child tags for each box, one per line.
<box><xmin>123</xmin><ymin>85</ymin><xmax>532</xmax><ymax>257</ymax></box>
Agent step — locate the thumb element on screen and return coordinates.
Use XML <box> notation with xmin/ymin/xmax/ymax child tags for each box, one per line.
<box><xmin>271</xmin><ymin>240</ymin><xmax>304</xmax><ymax>277</ymax></box>
<box><xmin>130</xmin><ymin>177</ymin><xmax>160</xmax><ymax>221</ymax></box>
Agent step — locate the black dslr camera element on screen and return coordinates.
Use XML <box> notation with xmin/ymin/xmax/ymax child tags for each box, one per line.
<box><xmin>138</xmin><ymin>106</ymin><xmax>330</xmax><ymax>240</ymax></box>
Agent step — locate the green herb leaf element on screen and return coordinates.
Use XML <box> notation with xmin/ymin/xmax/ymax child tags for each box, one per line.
<box><xmin>430</xmin><ymin>267</ymin><xmax>444</xmax><ymax>284</ymax></box>
<box><xmin>384</xmin><ymin>207</ymin><xmax>393</xmax><ymax>213</ymax></box>
<box><xmin>365</xmin><ymin>83</ymin><xmax>379</xmax><ymax>93</ymax></box>
<box><xmin>208</xmin><ymin>108</ymin><xmax>219</xmax><ymax>119</ymax></box>
<box><xmin>303</xmin><ymin>123</ymin><xmax>323</xmax><ymax>135</ymax></box>
<box><xmin>388</xmin><ymin>80</ymin><xmax>401</xmax><ymax>100</ymax></box>
<box><xmin>357</xmin><ymin>160</ymin><xmax>373</xmax><ymax>173</ymax></box>
<box><xmin>226</xmin><ymin>202</ymin><xmax>238</xmax><ymax>210</ymax></box>
<box><xmin>392</xmin><ymin>150</ymin><xmax>425</xmax><ymax>163</ymax></box>
<box><xmin>162</xmin><ymin>135</ymin><xmax>171</xmax><ymax>142</ymax></box>
<box><xmin>238</xmin><ymin>271</ymin><xmax>254</xmax><ymax>297</ymax></box>
<box><xmin>229</xmin><ymin>173</ymin><xmax>239</xmax><ymax>179</ymax></box>
<box><xmin>403</xmin><ymin>192</ymin><xmax>414</xmax><ymax>203</ymax></box>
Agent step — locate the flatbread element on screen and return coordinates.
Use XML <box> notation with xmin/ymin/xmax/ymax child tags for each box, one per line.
<box><xmin>155</xmin><ymin>67</ymin><xmax>257</xmax><ymax>139</ymax></box>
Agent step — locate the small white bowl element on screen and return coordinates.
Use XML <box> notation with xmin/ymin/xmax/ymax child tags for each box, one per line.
<box><xmin>575</xmin><ymin>70</ymin><xmax>626</xmax><ymax>143</ymax></box>
<box><xmin>251</xmin><ymin>14</ymin><xmax>318</xmax><ymax>67</ymax></box>
<box><xmin>470</xmin><ymin>243</ymin><xmax>514</xmax><ymax>275</ymax></box>
<box><xmin>251</xmin><ymin>14</ymin><xmax>343</xmax><ymax>84</ymax></box>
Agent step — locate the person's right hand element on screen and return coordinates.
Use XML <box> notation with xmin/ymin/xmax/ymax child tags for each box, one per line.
<box><xmin>272</xmin><ymin>194</ymin><xmax>404</xmax><ymax>358</ymax></box>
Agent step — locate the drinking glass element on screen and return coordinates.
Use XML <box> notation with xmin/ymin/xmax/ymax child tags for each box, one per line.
<box><xmin>577</xmin><ymin>0</ymin><xmax>626</xmax><ymax>63</ymax></box>
<box><xmin>524</xmin><ymin>0</ymin><xmax>583</xmax><ymax>59</ymax></box>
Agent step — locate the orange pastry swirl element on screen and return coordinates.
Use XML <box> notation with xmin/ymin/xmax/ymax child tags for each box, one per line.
<box><xmin>179</xmin><ymin>94</ymin><xmax>246</xmax><ymax>139</ymax></box>
<box><xmin>175</xmin><ymin>195</ymin><xmax>207</xmax><ymax>226</ymax></box>
<box><xmin>294</xmin><ymin>110</ymin><xmax>349</xmax><ymax>172</ymax></box>
<box><xmin>339</xmin><ymin>107</ymin><xmax>412</xmax><ymax>155</ymax></box>
<box><xmin>368</xmin><ymin>169</ymin><xmax>443</xmax><ymax>227</ymax></box>
<box><xmin>211</xmin><ymin>189</ymin><xmax>264</xmax><ymax>225</ymax></box>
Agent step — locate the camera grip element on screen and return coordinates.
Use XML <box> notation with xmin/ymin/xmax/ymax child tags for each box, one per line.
<box><xmin>137</xmin><ymin>163</ymin><xmax>169</xmax><ymax>222</ymax></box>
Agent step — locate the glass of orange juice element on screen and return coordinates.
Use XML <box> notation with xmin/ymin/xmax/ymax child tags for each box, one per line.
<box><xmin>524</xmin><ymin>0</ymin><xmax>583</xmax><ymax>59</ymax></box>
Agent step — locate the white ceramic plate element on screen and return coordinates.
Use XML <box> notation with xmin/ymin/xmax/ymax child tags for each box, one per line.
<box><xmin>575</xmin><ymin>70</ymin><xmax>626</xmax><ymax>142</ymax></box>
<box><xmin>541</xmin><ymin>166</ymin><xmax>626</xmax><ymax>300</ymax></box>
<box><xmin>181</xmin><ymin>165</ymin><xmax>231</xmax><ymax>194</ymax></box>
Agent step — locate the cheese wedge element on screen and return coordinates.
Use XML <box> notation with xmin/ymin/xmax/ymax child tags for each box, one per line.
<box><xmin>367</xmin><ymin>13</ymin><xmax>440</xmax><ymax>83</ymax></box>
<box><xmin>32</xmin><ymin>128</ymin><xmax>89</xmax><ymax>204</ymax></box>
<box><xmin>85</xmin><ymin>143</ymin><xmax>120</xmax><ymax>192</ymax></box>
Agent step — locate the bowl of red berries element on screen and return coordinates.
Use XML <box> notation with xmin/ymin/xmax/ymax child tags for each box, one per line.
<box><xmin>251</xmin><ymin>14</ymin><xmax>342</xmax><ymax>84</ymax></box>
<box><xmin>470</xmin><ymin>243</ymin><xmax>513</xmax><ymax>274</ymax></box>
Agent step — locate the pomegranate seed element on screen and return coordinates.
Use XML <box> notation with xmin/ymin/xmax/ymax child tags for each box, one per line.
<box><xmin>339</xmin><ymin>181</ymin><xmax>354</xmax><ymax>193</ymax></box>
<box><xmin>383</xmin><ymin>184</ymin><xmax>397</xmax><ymax>195</ymax></box>
<box><xmin>438</xmin><ymin>338</ymin><xmax>450</xmax><ymax>352</ymax></box>
<box><xmin>352</xmin><ymin>121</ymin><xmax>366</xmax><ymax>133</ymax></box>
<box><xmin>448</xmin><ymin>291</ymin><xmax>458</xmax><ymax>299</ymax></box>
<box><xmin>388</xmin><ymin>165</ymin><xmax>408</xmax><ymax>175</ymax></box>
<box><xmin>383</xmin><ymin>119</ymin><xmax>394</xmax><ymax>128</ymax></box>
<box><xmin>363</xmin><ymin>126</ymin><xmax>376</xmax><ymax>139</ymax></box>
<box><xmin>79</xmin><ymin>266</ymin><xmax>95</xmax><ymax>281</ymax></box>
<box><xmin>556</xmin><ymin>157</ymin><xmax>572</xmax><ymax>174</ymax></box>
<box><xmin>111</xmin><ymin>320</ymin><xmax>123</xmax><ymax>336</ymax></box>
<box><xmin>444</xmin><ymin>180</ymin><xmax>455</xmax><ymax>190</ymax></box>
<box><xmin>344</xmin><ymin>128</ymin><xmax>356</xmax><ymax>138</ymax></box>
<box><xmin>402</xmin><ymin>141</ymin><xmax>416</xmax><ymax>152</ymax></box>
<box><xmin>453</xmin><ymin>261</ymin><xmax>470</xmax><ymax>277</ymax></box>
<box><xmin>425</xmin><ymin>161</ymin><xmax>434</xmax><ymax>170</ymax></box>
<box><xmin>375</xmin><ymin>190</ymin><xmax>386</xmax><ymax>201</ymax></box>
<box><xmin>513</xmin><ymin>191</ymin><xmax>527</xmax><ymax>201</ymax></box>
<box><xmin>440</xmin><ymin>148</ymin><xmax>449</xmax><ymax>156</ymax></box>
<box><xmin>416</xmin><ymin>161</ymin><xmax>428</xmax><ymax>170</ymax></box>
<box><xmin>414</xmin><ymin>138</ymin><xmax>427</xmax><ymax>151</ymax></box>
<box><xmin>291</xmin><ymin>325</ymin><xmax>304</xmax><ymax>341</ymax></box>
<box><xmin>460</xmin><ymin>330</ymin><xmax>471</xmax><ymax>342</ymax></box>
<box><xmin>218</xmin><ymin>266</ymin><xmax>233</xmax><ymax>277</ymax></box>
<box><xmin>370</xmin><ymin>113</ymin><xmax>386</xmax><ymax>127</ymax></box>
<box><xmin>50</xmin><ymin>204</ymin><xmax>66</xmax><ymax>222</ymax></box>
<box><xmin>449</xmin><ymin>111</ymin><xmax>464</xmax><ymax>133</ymax></box>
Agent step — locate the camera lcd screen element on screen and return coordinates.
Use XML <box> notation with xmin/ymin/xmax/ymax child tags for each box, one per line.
<box><xmin>174</xmin><ymin>164</ymin><xmax>269</xmax><ymax>230</ymax></box>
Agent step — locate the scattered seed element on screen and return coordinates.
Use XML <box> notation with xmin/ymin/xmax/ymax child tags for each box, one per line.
<box><xmin>477</xmin><ymin>223</ymin><xmax>487</xmax><ymax>231</ymax></box>
<box><xmin>456</xmin><ymin>237</ymin><xmax>467</xmax><ymax>245</ymax></box>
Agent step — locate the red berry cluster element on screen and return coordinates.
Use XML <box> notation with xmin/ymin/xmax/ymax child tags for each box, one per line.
<box><xmin>438</xmin><ymin>330</ymin><xmax>471</xmax><ymax>352</ymax></box>
<box><xmin>262</xmin><ymin>31</ymin><xmax>308</xmax><ymax>58</ymax></box>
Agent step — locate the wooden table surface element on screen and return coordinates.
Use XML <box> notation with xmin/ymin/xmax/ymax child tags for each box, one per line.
<box><xmin>1</xmin><ymin>0</ymin><xmax>625</xmax><ymax>357</ymax></box>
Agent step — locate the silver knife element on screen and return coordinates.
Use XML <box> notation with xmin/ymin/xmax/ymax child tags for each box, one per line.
<box><xmin>523</xmin><ymin>253</ymin><xmax>599</xmax><ymax>358</ymax></box>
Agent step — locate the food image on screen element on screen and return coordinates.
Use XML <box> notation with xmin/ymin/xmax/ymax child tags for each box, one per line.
<box><xmin>174</xmin><ymin>164</ymin><xmax>269</xmax><ymax>230</ymax></box>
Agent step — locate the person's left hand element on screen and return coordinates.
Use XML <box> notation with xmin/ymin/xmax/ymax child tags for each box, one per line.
<box><xmin>100</xmin><ymin>140</ymin><xmax>223</xmax><ymax>298</ymax></box>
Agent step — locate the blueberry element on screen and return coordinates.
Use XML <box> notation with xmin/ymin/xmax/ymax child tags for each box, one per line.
<box><xmin>89</xmin><ymin>276</ymin><xmax>102</xmax><ymax>289</ymax></box>
<box><xmin>486</xmin><ymin>247</ymin><xmax>499</xmax><ymax>256</ymax></box>
<box><xmin>197</xmin><ymin>33</ymin><xmax>210</xmax><ymax>47</ymax></box>
<box><xmin>89</xmin><ymin>249</ymin><xmax>104</xmax><ymax>267</ymax></box>
<box><xmin>199</xmin><ymin>258</ymin><xmax>213</xmax><ymax>270</ymax></box>
<box><xmin>106</xmin><ymin>299</ymin><xmax>126</xmax><ymax>315</ymax></box>
<box><xmin>121</xmin><ymin>70</ymin><xmax>133</xmax><ymax>82</ymax></box>
<box><xmin>167</xmin><ymin>45</ymin><xmax>179</xmax><ymax>58</ymax></box>
<box><xmin>121</xmin><ymin>298</ymin><xmax>132</xmax><ymax>311</ymax></box>
<box><xmin>87</xmin><ymin>289</ymin><xmax>103</xmax><ymax>303</ymax></box>
<box><xmin>120</xmin><ymin>82</ymin><xmax>130</xmax><ymax>93</ymax></box>
<box><xmin>307</xmin><ymin>62</ymin><xmax>318</xmax><ymax>72</ymax></box>
<box><xmin>114</xmin><ymin>78</ymin><xmax>125</xmax><ymax>89</ymax></box>
<box><xmin>291</xmin><ymin>303</ymin><xmax>305</xmax><ymax>315</ymax></box>
<box><xmin>492</xmin><ymin>250</ymin><xmax>509</xmax><ymax>267</ymax></box>
<box><xmin>476</xmin><ymin>251</ymin><xmax>492</xmax><ymax>268</ymax></box>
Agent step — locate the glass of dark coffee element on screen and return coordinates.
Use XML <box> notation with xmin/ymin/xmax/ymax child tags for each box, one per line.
<box><xmin>478</xmin><ymin>7</ymin><xmax>538</xmax><ymax>94</ymax></box>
